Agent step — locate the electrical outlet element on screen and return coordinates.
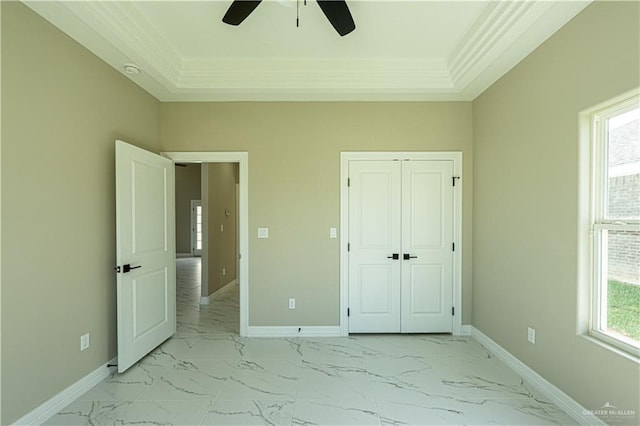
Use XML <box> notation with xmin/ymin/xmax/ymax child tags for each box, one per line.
<box><xmin>289</xmin><ymin>298</ymin><xmax>296</xmax><ymax>310</ymax></box>
<box><xmin>80</xmin><ymin>333</ymin><xmax>90</xmax><ymax>351</ymax></box>
<box><xmin>222</xmin><ymin>267</ymin><xmax>226</xmax><ymax>276</ymax></box>
<box><xmin>527</xmin><ymin>327</ymin><xmax>536</xmax><ymax>344</ymax></box>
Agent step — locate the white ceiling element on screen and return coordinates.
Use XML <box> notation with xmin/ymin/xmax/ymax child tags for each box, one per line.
<box><xmin>24</xmin><ymin>0</ymin><xmax>591</xmax><ymax>102</ymax></box>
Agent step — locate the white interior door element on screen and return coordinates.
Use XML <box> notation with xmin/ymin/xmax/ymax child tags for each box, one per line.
<box><xmin>115</xmin><ymin>140</ymin><xmax>176</xmax><ymax>373</ymax></box>
<box><xmin>401</xmin><ymin>161</ymin><xmax>453</xmax><ymax>333</ymax></box>
<box><xmin>348</xmin><ymin>161</ymin><xmax>402</xmax><ymax>332</ymax></box>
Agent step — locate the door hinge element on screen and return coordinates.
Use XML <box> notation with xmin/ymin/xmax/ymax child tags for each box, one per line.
<box><xmin>452</xmin><ymin>242</ymin><xmax>455</xmax><ymax>251</ymax></box>
<box><xmin>347</xmin><ymin>178</ymin><xmax>351</xmax><ymax>187</ymax></box>
<box><xmin>348</xmin><ymin>243</ymin><xmax>350</xmax><ymax>252</ymax></box>
<box><xmin>452</xmin><ymin>306</ymin><xmax>455</xmax><ymax>316</ymax></box>
<box><xmin>348</xmin><ymin>308</ymin><xmax>350</xmax><ymax>317</ymax></box>
<box><xmin>452</xmin><ymin>176</ymin><xmax>460</xmax><ymax>187</ymax></box>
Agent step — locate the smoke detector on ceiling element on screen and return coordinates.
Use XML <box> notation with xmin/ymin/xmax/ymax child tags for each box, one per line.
<box><xmin>123</xmin><ymin>64</ymin><xmax>141</xmax><ymax>75</ymax></box>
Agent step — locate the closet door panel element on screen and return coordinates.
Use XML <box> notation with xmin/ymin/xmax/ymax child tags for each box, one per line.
<box><xmin>401</xmin><ymin>161</ymin><xmax>454</xmax><ymax>333</ymax></box>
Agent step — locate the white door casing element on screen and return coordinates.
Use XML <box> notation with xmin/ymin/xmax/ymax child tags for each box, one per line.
<box><xmin>340</xmin><ymin>152</ymin><xmax>462</xmax><ymax>336</ymax></box>
<box><xmin>162</xmin><ymin>151</ymin><xmax>249</xmax><ymax>338</ymax></box>
<box><xmin>115</xmin><ymin>140</ymin><xmax>176</xmax><ymax>373</ymax></box>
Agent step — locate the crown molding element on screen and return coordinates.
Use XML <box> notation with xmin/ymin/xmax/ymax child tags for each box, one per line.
<box><xmin>449</xmin><ymin>0</ymin><xmax>537</xmax><ymax>88</ymax></box>
<box><xmin>450</xmin><ymin>0</ymin><xmax>592</xmax><ymax>100</ymax></box>
<box><xmin>22</xmin><ymin>0</ymin><xmax>593</xmax><ymax>102</ymax></box>
<box><xmin>178</xmin><ymin>58</ymin><xmax>452</xmax><ymax>90</ymax></box>
<box><xmin>54</xmin><ymin>1</ymin><xmax>182</xmax><ymax>87</ymax></box>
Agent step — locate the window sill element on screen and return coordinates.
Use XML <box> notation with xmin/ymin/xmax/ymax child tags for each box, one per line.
<box><xmin>582</xmin><ymin>334</ymin><xmax>640</xmax><ymax>364</ymax></box>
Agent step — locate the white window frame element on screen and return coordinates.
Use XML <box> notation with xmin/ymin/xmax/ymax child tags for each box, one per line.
<box><xmin>191</xmin><ymin>200</ymin><xmax>202</xmax><ymax>257</ymax></box>
<box><xmin>587</xmin><ymin>92</ymin><xmax>640</xmax><ymax>357</ymax></box>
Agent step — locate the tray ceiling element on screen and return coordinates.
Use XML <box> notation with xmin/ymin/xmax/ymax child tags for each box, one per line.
<box><xmin>24</xmin><ymin>0</ymin><xmax>592</xmax><ymax>101</ymax></box>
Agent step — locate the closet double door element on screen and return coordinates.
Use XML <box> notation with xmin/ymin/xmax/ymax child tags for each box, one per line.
<box><xmin>348</xmin><ymin>160</ymin><xmax>454</xmax><ymax>333</ymax></box>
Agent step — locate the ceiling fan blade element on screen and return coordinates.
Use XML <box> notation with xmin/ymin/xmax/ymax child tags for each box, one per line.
<box><xmin>316</xmin><ymin>0</ymin><xmax>355</xmax><ymax>36</ymax></box>
<box><xmin>222</xmin><ymin>0</ymin><xmax>262</xmax><ymax>26</ymax></box>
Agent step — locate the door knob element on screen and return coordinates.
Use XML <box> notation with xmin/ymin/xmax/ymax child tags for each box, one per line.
<box><xmin>114</xmin><ymin>264</ymin><xmax>142</xmax><ymax>273</ymax></box>
<box><xmin>123</xmin><ymin>264</ymin><xmax>142</xmax><ymax>273</ymax></box>
<box><xmin>387</xmin><ymin>253</ymin><xmax>399</xmax><ymax>260</ymax></box>
<box><xmin>403</xmin><ymin>254</ymin><xmax>417</xmax><ymax>260</ymax></box>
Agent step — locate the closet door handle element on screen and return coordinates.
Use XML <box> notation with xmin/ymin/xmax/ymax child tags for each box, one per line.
<box><xmin>403</xmin><ymin>254</ymin><xmax>417</xmax><ymax>260</ymax></box>
<box><xmin>387</xmin><ymin>253</ymin><xmax>399</xmax><ymax>260</ymax></box>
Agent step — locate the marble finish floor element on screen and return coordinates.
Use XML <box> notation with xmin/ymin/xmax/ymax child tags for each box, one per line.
<box><xmin>46</xmin><ymin>257</ymin><xmax>577</xmax><ymax>425</ymax></box>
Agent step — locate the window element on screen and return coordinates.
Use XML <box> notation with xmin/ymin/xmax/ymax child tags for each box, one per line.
<box><xmin>589</xmin><ymin>93</ymin><xmax>640</xmax><ymax>356</ymax></box>
<box><xmin>191</xmin><ymin>200</ymin><xmax>202</xmax><ymax>256</ymax></box>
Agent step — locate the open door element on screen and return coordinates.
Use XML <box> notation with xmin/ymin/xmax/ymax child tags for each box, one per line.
<box><xmin>115</xmin><ymin>140</ymin><xmax>176</xmax><ymax>373</ymax></box>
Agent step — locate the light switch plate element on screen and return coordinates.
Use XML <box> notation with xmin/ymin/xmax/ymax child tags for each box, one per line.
<box><xmin>80</xmin><ymin>333</ymin><xmax>90</xmax><ymax>351</ymax></box>
<box><xmin>258</xmin><ymin>228</ymin><xmax>269</xmax><ymax>239</ymax></box>
<box><xmin>330</xmin><ymin>227</ymin><xmax>337</xmax><ymax>239</ymax></box>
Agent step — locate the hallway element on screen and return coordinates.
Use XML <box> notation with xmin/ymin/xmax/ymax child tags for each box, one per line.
<box><xmin>175</xmin><ymin>257</ymin><xmax>239</xmax><ymax>337</ymax></box>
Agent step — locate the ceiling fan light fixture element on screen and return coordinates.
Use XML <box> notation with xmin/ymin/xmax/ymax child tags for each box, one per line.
<box><xmin>223</xmin><ymin>0</ymin><xmax>354</xmax><ymax>36</ymax></box>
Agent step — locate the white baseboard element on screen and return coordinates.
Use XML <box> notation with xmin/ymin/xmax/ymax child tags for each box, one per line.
<box><xmin>12</xmin><ymin>357</ymin><xmax>117</xmax><ymax>426</ymax></box>
<box><xmin>247</xmin><ymin>326</ymin><xmax>342</xmax><ymax>338</ymax></box>
<box><xmin>459</xmin><ymin>324</ymin><xmax>472</xmax><ymax>336</ymax></box>
<box><xmin>176</xmin><ymin>253</ymin><xmax>192</xmax><ymax>258</ymax></box>
<box><xmin>470</xmin><ymin>327</ymin><xmax>606</xmax><ymax>426</ymax></box>
<box><xmin>200</xmin><ymin>279</ymin><xmax>237</xmax><ymax>305</ymax></box>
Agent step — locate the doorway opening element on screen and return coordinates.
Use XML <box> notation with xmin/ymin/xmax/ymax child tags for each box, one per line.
<box><xmin>164</xmin><ymin>151</ymin><xmax>249</xmax><ymax>337</ymax></box>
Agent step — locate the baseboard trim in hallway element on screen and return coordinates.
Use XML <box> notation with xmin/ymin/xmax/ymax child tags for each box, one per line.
<box><xmin>11</xmin><ymin>357</ymin><xmax>117</xmax><ymax>426</ymax></box>
<box><xmin>200</xmin><ymin>279</ymin><xmax>237</xmax><ymax>305</ymax></box>
<box><xmin>471</xmin><ymin>326</ymin><xmax>606</xmax><ymax>426</ymax></box>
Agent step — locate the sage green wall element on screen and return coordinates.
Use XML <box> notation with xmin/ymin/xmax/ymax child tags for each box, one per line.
<box><xmin>472</xmin><ymin>1</ymin><xmax>639</xmax><ymax>422</ymax></box>
<box><xmin>175</xmin><ymin>164</ymin><xmax>201</xmax><ymax>254</ymax></box>
<box><xmin>1</xmin><ymin>3</ymin><xmax>160</xmax><ymax>424</ymax></box>
<box><xmin>160</xmin><ymin>102</ymin><xmax>473</xmax><ymax>326</ymax></box>
<box><xmin>206</xmin><ymin>163</ymin><xmax>238</xmax><ymax>296</ymax></box>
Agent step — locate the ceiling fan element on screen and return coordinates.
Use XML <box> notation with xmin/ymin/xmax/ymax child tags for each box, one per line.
<box><xmin>222</xmin><ymin>0</ymin><xmax>356</xmax><ymax>37</ymax></box>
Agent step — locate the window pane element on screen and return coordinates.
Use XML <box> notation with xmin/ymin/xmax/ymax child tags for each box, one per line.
<box><xmin>605</xmin><ymin>229</ymin><xmax>640</xmax><ymax>347</ymax></box>
<box><xmin>607</xmin><ymin>107</ymin><xmax>640</xmax><ymax>220</ymax></box>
